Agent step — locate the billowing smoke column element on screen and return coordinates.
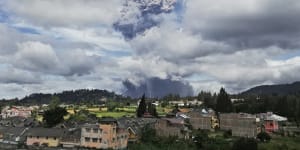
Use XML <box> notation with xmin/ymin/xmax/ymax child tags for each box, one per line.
<box><xmin>123</xmin><ymin>77</ymin><xmax>194</xmax><ymax>98</ymax></box>
<box><xmin>114</xmin><ymin>0</ymin><xmax>185</xmax><ymax>39</ymax></box>
<box><xmin>118</xmin><ymin>0</ymin><xmax>192</xmax><ymax>98</ymax></box>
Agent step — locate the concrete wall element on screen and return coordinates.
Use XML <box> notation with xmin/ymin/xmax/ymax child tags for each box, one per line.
<box><xmin>264</xmin><ymin>120</ymin><xmax>279</xmax><ymax>132</ymax></box>
<box><xmin>80</xmin><ymin>125</ymin><xmax>102</xmax><ymax>149</ymax></box>
<box><xmin>231</xmin><ymin>118</ymin><xmax>259</xmax><ymax>137</ymax></box>
<box><xmin>80</xmin><ymin>124</ymin><xmax>128</xmax><ymax>150</ymax></box>
<box><xmin>26</xmin><ymin>136</ymin><xmax>60</xmax><ymax>147</ymax></box>
<box><xmin>220</xmin><ymin>113</ymin><xmax>260</xmax><ymax>138</ymax></box>
<box><xmin>155</xmin><ymin>119</ymin><xmax>186</xmax><ymax>139</ymax></box>
<box><xmin>189</xmin><ymin>112</ymin><xmax>212</xmax><ymax>130</ymax></box>
<box><xmin>219</xmin><ymin>113</ymin><xmax>239</xmax><ymax>131</ymax></box>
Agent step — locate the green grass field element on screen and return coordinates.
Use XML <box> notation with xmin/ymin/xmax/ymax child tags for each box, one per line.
<box><xmin>85</xmin><ymin>105</ymin><xmax>168</xmax><ymax>118</ymax></box>
<box><xmin>258</xmin><ymin>135</ymin><xmax>300</xmax><ymax>150</ymax></box>
<box><xmin>115</xmin><ymin>106</ymin><xmax>137</xmax><ymax>113</ymax></box>
<box><xmin>66</xmin><ymin>105</ymin><xmax>170</xmax><ymax>119</ymax></box>
<box><xmin>91</xmin><ymin>111</ymin><xmax>135</xmax><ymax>118</ymax></box>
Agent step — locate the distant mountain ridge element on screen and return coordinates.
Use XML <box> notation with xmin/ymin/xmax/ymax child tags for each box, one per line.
<box><xmin>241</xmin><ymin>81</ymin><xmax>300</xmax><ymax>95</ymax></box>
<box><xmin>19</xmin><ymin>89</ymin><xmax>127</xmax><ymax>104</ymax></box>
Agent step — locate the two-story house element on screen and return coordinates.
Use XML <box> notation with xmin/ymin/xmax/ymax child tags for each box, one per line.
<box><xmin>80</xmin><ymin>118</ymin><xmax>128</xmax><ymax>149</ymax></box>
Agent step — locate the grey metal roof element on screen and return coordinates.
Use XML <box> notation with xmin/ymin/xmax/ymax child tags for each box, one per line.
<box><xmin>163</xmin><ymin>118</ymin><xmax>185</xmax><ymax>125</ymax></box>
<box><xmin>117</xmin><ymin>117</ymin><xmax>157</xmax><ymax>135</ymax></box>
<box><xmin>0</xmin><ymin>127</ymin><xmax>27</xmax><ymax>135</ymax></box>
<box><xmin>61</xmin><ymin>128</ymin><xmax>81</xmax><ymax>142</ymax></box>
<box><xmin>26</xmin><ymin>128</ymin><xmax>65</xmax><ymax>137</ymax></box>
<box><xmin>0</xmin><ymin>127</ymin><xmax>28</xmax><ymax>142</ymax></box>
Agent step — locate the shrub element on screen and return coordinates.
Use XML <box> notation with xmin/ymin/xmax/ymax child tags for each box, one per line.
<box><xmin>232</xmin><ymin>137</ymin><xmax>258</xmax><ymax>150</ymax></box>
<box><xmin>223</xmin><ymin>130</ymin><xmax>232</xmax><ymax>138</ymax></box>
<box><xmin>257</xmin><ymin>132</ymin><xmax>271</xmax><ymax>142</ymax></box>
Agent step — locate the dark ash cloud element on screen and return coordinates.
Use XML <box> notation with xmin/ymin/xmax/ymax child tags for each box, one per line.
<box><xmin>114</xmin><ymin>0</ymin><xmax>179</xmax><ymax>39</ymax></box>
<box><xmin>122</xmin><ymin>77</ymin><xmax>193</xmax><ymax>98</ymax></box>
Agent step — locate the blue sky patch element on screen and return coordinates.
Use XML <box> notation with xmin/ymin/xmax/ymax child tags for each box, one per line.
<box><xmin>274</xmin><ymin>50</ymin><xmax>300</xmax><ymax>60</ymax></box>
<box><xmin>103</xmin><ymin>49</ymin><xmax>131</xmax><ymax>57</ymax></box>
<box><xmin>0</xmin><ymin>9</ymin><xmax>8</xmax><ymax>23</ymax></box>
<box><xmin>14</xmin><ymin>26</ymin><xmax>40</xmax><ymax>35</ymax></box>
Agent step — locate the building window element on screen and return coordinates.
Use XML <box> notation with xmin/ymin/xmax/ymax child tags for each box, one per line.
<box><xmin>99</xmin><ymin>138</ymin><xmax>102</xmax><ymax>143</ymax></box>
<box><xmin>54</xmin><ymin>137</ymin><xmax>56</xmax><ymax>140</ymax></box>
<box><xmin>85</xmin><ymin>137</ymin><xmax>90</xmax><ymax>142</ymax></box>
<box><xmin>93</xmin><ymin>128</ymin><xmax>98</xmax><ymax>133</ymax></box>
<box><xmin>86</xmin><ymin>128</ymin><xmax>91</xmax><ymax>132</ymax></box>
<box><xmin>46</xmin><ymin>136</ymin><xmax>48</xmax><ymax>139</ymax></box>
<box><xmin>92</xmin><ymin>138</ymin><xmax>98</xmax><ymax>142</ymax></box>
<box><xmin>37</xmin><ymin>136</ymin><xmax>39</xmax><ymax>139</ymax></box>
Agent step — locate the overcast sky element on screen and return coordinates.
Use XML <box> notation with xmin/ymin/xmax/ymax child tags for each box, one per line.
<box><xmin>0</xmin><ymin>0</ymin><xmax>300</xmax><ymax>98</ymax></box>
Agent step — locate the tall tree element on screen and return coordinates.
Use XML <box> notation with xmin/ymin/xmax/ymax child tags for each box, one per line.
<box><xmin>137</xmin><ymin>94</ymin><xmax>147</xmax><ymax>117</ymax></box>
<box><xmin>43</xmin><ymin>96</ymin><xmax>67</xmax><ymax>127</ymax></box>
<box><xmin>296</xmin><ymin>99</ymin><xmax>300</xmax><ymax>127</ymax></box>
<box><xmin>286</xmin><ymin>95</ymin><xmax>297</xmax><ymax>119</ymax></box>
<box><xmin>49</xmin><ymin>96</ymin><xmax>60</xmax><ymax>110</ymax></box>
<box><xmin>43</xmin><ymin>107</ymin><xmax>67</xmax><ymax>127</ymax></box>
<box><xmin>198</xmin><ymin>91</ymin><xmax>215</xmax><ymax>108</ymax></box>
<box><xmin>275</xmin><ymin>97</ymin><xmax>289</xmax><ymax>117</ymax></box>
<box><xmin>216</xmin><ymin>88</ymin><xmax>233</xmax><ymax>113</ymax></box>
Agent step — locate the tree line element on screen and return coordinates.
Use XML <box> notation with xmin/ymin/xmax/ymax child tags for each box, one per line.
<box><xmin>0</xmin><ymin>89</ymin><xmax>132</xmax><ymax>106</ymax></box>
<box><xmin>196</xmin><ymin>88</ymin><xmax>300</xmax><ymax>123</ymax></box>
